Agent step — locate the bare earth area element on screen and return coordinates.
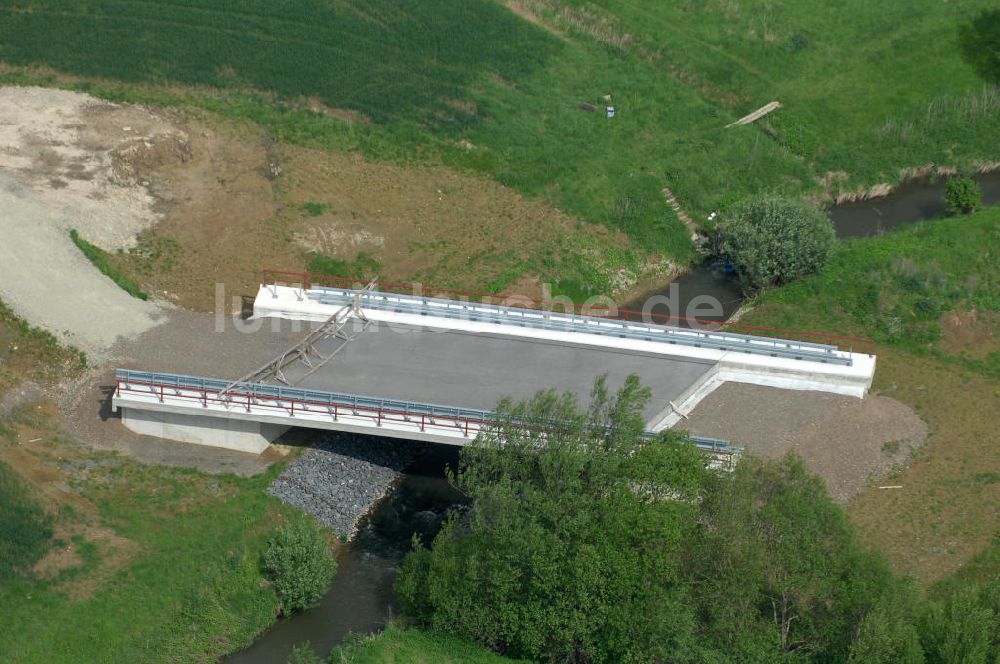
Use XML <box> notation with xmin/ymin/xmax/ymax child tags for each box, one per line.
<box><xmin>680</xmin><ymin>383</ymin><xmax>928</xmax><ymax>502</ymax></box>
<box><xmin>277</xmin><ymin>145</ymin><xmax>629</xmax><ymax>295</ymax></box>
<box><xmin>0</xmin><ymin>87</ymin><xmax>174</xmax><ymax>355</ymax></box>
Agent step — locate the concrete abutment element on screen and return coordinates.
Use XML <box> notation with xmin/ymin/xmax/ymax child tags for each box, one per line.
<box><xmin>121</xmin><ymin>407</ymin><xmax>289</xmax><ymax>454</ymax></box>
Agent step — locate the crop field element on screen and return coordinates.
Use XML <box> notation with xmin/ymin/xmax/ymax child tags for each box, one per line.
<box><xmin>1</xmin><ymin>1</ymin><xmax>998</xmax><ymax>264</ymax></box>
<box><xmin>1</xmin><ymin>1</ymin><xmax>995</xmax><ymax>263</ymax></box>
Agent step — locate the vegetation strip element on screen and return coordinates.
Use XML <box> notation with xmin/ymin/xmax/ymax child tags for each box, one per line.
<box><xmin>69</xmin><ymin>230</ymin><xmax>148</xmax><ymax>301</ymax></box>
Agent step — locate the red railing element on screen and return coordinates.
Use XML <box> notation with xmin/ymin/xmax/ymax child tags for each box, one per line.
<box><xmin>116</xmin><ymin>377</ymin><xmax>736</xmax><ymax>463</ymax></box>
<box><xmin>261</xmin><ymin>269</ymin><xmax>875</xmax><ymax>354</ymax></box>
<box><xmin>117</xmin><ymin>377</ymin><xmax>484</xmax><ymax>438</ymax></box>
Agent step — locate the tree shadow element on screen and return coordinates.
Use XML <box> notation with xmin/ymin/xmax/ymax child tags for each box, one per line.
<box><xmin>959</xmin><ymin>9</ymin><xmax>1000</xmax><ymax>84</ymax></box>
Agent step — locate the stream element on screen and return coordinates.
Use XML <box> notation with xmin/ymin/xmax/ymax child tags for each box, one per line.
<box><xmin>225</xmin><ymin>446</ymin><xmax>464</xmax><ymax>663</ymax></box>
<box><xmin>226</xmin><ymin>170</ymin><xmax>1000</xmax><ymax>662</ymax></box>
<box><xmin>829</xmin><ymin>171</ymin><xmax>1000</xmax><ymax>238</ymax></box>
<box><xmin>627</xmin><ymin>170</ymin><xmax>1000</xmax><ymax>323</ymax></box>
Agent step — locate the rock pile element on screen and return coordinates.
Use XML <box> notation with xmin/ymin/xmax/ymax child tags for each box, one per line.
<box><xmin>267</xmin><ymin>433</ymin><xmax>417</xmax><ymax>537</ymax></box>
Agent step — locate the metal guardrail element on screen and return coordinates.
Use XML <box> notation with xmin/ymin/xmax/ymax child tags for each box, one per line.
<box><xmin>262</xmin><ymin>269</ymin><xmax>876</xmax><ymax>354</ymax></box>
<box><xmin>114</xmin><ymin>369</ymin><xmax>740</xmax><ymax>459</ymax></box>
<box><xmin>308</xmin><ymin>286</ymin><xmax>853</xmax><ymax>366</ymax></box>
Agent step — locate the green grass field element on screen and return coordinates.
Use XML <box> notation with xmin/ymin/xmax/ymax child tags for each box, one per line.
<box><xmin>741</xmin><ymin>207</ymin><xmax>1000</xmax><ymax>580</ymax></box>
<box><xmin>0</xmin><ymin>414</ymin><xmax>319</xmax><ymax>662</ymax></box>
<box><xmin>4</xmin><ymin>1</ymin><xmax>994</xmax><ymax>265</ymax></box>
<box><xmin>0</xmin><ymin>459</ymin><xmax>53</xmax><ymax>586</ymax></box>
<box><xmin>744</xmin><ymin>205</ymin><xmax>1000</xmax><ymax>372</ymax></box>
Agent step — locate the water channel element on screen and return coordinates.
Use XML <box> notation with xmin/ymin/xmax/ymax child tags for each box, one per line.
<box><xmin>225</xmin><ymin>446</ymin><xmax>463</xmax><ymax>663</ymax></box>
<box><xmin>227</xmin><ymin>170</ymin><xmax>1000</xmax><ymax>661</ymax></box>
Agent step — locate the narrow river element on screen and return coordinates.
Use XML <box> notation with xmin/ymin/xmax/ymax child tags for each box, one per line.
<box><xmin>226</xmin><ymin>170</ymin><xmax>1000</xmax><ymax>661</ymax></box>
<box><xmin>225</xmin><ymin>446</ymin><xmax>463</xmax><ymax>663</ymax></box>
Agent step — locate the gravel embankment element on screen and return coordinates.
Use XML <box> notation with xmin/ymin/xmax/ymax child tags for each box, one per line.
<box><xmin>268</xmin><ymin>433</ymin><xmax>418</xmax><ymax>537</ymax></box>
<box><xmin>680</xmin><ymin>382</ymin><xmax>928</xmax><ymax>502</ymax></box>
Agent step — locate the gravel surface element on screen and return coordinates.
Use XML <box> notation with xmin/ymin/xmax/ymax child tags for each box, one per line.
<box><xmin>0</xmin><ymin>86</ymin><xmax>184</xmax><ymax>251</ymax></box>
<box><xmin>0</xmin><ymin>86</ymin><xmax>190</xmax><ymax>355</ymax></box>
<box><xmin>679</xmin><ymin>383</ymin><xmax>928</xmax><ymax>502</ymax></box>
<box><xmin>267</xmin><ymin>433</ymin><xmax>418</xmax><ymax>537</ymax></box>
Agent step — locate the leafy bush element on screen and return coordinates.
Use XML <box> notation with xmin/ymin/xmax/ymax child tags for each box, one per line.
<box><xmin>263</xmin><ymin>521</ymin><xmax>336</xmax><ymax>614</ymax></box>
<box><xmin>918</xmin><ymin>582</ymin><xmax>1000</xmax><ymax>664</ymax></box>
<box><xmin>286</xmin><ymin>641</ymin><xmax>324</xmax><ymax>664</ymax></box>
<box><xmin>690</xmin><ymin>454</ymin><xmax>906</xmax><ymax>661</ymax></box>
<box><xmin>847</xmin><ymin>603</ymin><xmax>925</xmax><ymax>663</ymax></box>
<box><xmin>720</xmin><ymin>195</ymin><xmax>835</xmax><ymax>290</ymax></box>
<box><xmin>944</xmin><ymin>176</ymin><xmax>983</xmax><ymax>215</ymax></box>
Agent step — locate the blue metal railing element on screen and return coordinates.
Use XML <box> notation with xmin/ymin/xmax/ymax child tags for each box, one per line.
<box><xmin>115</xmin><ymin>369</ymin><xmax>739</xmax><ymax>457</ymax></box>
<box><xmin>310</xmin><ymin>287</ymin><xmax>853</xmax><ymax>366</ymax></box>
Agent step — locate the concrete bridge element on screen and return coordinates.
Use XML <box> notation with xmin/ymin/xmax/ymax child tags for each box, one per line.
<box><xmin>112</xmin><ymin>276</ymin><xmax>876</xmax><ymax>467</ymax></box>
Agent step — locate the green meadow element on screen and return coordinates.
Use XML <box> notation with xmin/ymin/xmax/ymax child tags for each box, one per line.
<box><xmin>2</xmin><ymin>0</ymin><xmax>995</xmax><ymax>264</ymax></box>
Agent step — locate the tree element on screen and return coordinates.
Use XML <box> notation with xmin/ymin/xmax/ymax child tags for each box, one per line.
<box><xmin>848</xmin><ymin>603</ymin><xmax>925</xmax><ymax>664</ymax></box>
<box><xmin>720</xmin><ymin>195</ymin><xmax>835</xmax><ymax>290</ymax></box>
<box><xmin>920</xmin><ymin>584</ymin><xmax>998</xmax><ymax>664</ymax></box>
<box><xmin>397</xmin><ymin>375</ymin><xmax>711</xmax><ymax>663</ymax></box>
<box><xmin>687</xmin><ymin>454</ymin><xmax>902</xmax><ymax>662</ymax></box>
<box><xmin>958</xmin><ymin>9</ymin><xmax>1000</xmax><ymax>84</ymax></box>
<box><xmin>944</xmin><ymin>176</ymin><xmax>983</xmax><ymax>215</ymax></box>
<box><xmin>263</xmin><ymin>521</ymin><xmax>337</xmax><ymax>614</ymax></box>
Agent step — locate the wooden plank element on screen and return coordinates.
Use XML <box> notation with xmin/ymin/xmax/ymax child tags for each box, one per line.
<box><xmin>726</xmin><ymin>101</ymin><xmax>782</xmax><ymax>128</ymax></box>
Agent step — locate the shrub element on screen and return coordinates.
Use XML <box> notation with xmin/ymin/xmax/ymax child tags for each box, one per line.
<box><xmin>263</xmin><ymin>521</ymin><xmax>337</xmax><ymax>614</ymax></box>
<box><xmin>720</xmin><ymin>195</ymin><xmax>835</xmax><ymax>290</ymax></box>
<box><xmin>287</xmin><ymin>641</ymin><xmax>324</xmax><ymax>664</ymax></box>
<box><xmin>944</xmin><ymin>176</ymin><xmax>983</xmax><ymax>215</ymax></box>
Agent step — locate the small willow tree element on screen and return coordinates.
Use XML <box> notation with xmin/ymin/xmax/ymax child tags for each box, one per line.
<box><xmin>720</xmin><ymin>195</ymin><xmax>835</xmax><ymax>291</ymax></box>
<box><xmin>944</xmin><ymin>176</ymin><xmax>983</xmax><ymax>215</ymax></box>
<box><xmin>263</xmin><ymin>521</ymin><xmax>337</xmax><ymax>614</ymax></box>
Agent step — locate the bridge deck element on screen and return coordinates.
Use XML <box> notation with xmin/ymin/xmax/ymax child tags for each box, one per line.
<box><xmin>276</xmin><ymin>321</ymin><xmax>714</xmax><ymax>423</ymax></box>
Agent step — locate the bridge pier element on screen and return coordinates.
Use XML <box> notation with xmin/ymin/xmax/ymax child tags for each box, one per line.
<box><xmin>120</xmin><ymin>407</ymin><xmax>290</xmax><ymax>454</ymax></box>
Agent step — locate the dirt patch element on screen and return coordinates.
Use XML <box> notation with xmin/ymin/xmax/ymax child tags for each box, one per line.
<box><xmin>679</xmin><ymin>383</ymin><xmax>928</xmax><ymax>502</ymax></box>
<box><xmin>2</xmin><ymin>86</ymin><xmax>648</xmax><ymax>317</ymax></box>
<box><xmin>0</xmin><ymin>87</ymin><xmax>174</xmax><ymax>354</ymax></box>
<box><xmin>0</xmin><ymin>86</ymin><xmax>184</xmax><ymax>251</ymax></box>
<box><xmin>848</xmin><ymin>350</ymin><xmax>1000</xmax><ymax>584</ymax></box>
<box><xmin>938</xmin><ymin>306</ymin><xmax>1000</xmax><ymax>358</ymax></box>
<box><xmin>274</xmin><ymin>145</ymin><xmax>626</xmax><ymax>295</ymax></box>
<box><xmin>115</xmin><ymin>117</ymin><xmax>294</xmax><ymax>311</ymax></box>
